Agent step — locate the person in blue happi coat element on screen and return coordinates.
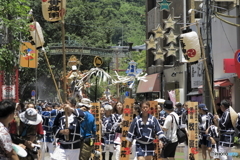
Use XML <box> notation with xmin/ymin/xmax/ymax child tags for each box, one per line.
<box><xmin>127</xmin><ymin>101</ymin><xmax>167</xmax><ymax>160</ymax></box>
<box><xmin>41</xmin><ymin>103</ymin><xmax>61</xmax><ymax>158</ymax></box>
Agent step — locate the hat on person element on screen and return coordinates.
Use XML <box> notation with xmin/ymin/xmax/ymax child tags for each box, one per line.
<box><xmin>104</xmin><ymin>104</ymin><xmax>113</xmax><ymax>111</ymax></box>
<box><xmin>198</xmin><ymin>103</ymin><xmax>208</xmax><ymax>111</ymax></box>
<box><xmin>154</xmin><ymin>99</ymin><xmax>165</xmax><ymax>104</ymax></box>
<box><xmin>46</xmin><ymin>102</ymin><xmax>53</xmax><ymax>108</ymax></box>
<box><xmin>175</xmin><ymin>102</ymin><xmax>182</xmax><ymax>107</ymax></box>
<box><xmin>19</xmin><ymin>108</ymin><xmax>42</xmax><ymax>125</ymax></box>
<box><xmin>78</xmin><ymin>98</ymin><xmax>92</xmax><ymax>108</ymax></box>
<box><xmin>229</xmin><ymin>106</ymin><xmax>238</xmax><ymax>129</ymax></box>
<box><xmin>163</xmin><ymin>100</ymin><xmax>173</xmax><ymax>110</ymax></box>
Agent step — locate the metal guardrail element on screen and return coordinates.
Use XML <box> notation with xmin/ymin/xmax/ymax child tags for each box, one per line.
<box><xmin>49</xmin><ymin>45</ymin><xmax>130</xmax><ymax>58</ymax></box>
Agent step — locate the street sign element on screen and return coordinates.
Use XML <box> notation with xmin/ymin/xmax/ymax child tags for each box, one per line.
<box><xmin>2</xmin><ymin>85</ymin><xmax>15</xmax><ymax>99</ymax></box>
<box><xmin>234</xmin><ymin>49</ymin><xmax>240</xmax><ymax>78</ymax></box>
<box><xmin>31</xmin><ymin>90</ymin><xmax>36</xmax><ymax>97</ymax></box>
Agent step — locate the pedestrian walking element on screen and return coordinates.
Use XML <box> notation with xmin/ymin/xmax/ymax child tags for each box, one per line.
<box><xmin>198</xmin><ymin>103</ymin><xmax>214</xmax><ymax>160</ymax></box>
<box><xmin>101</xmin><ymin>104</ymin><xmax>117</xmax><ymax>160</ymax></box>
<box><xmin>129</xmin><ymin>104</ymin><xmax>141</xmax><ymax>160</ymax></box>
<box><xmin>77</xmin><ymin>98</ymin><xmax>96</xmax><ymax>160</ymax></box>
<box><xmin>126</xmin><ymin>101</ymin><xmax>165</xmax><ymax>160</ymax></box>
<box><xmin>174</xmin><ymin>102</ymin><xmax>185</xmax><ymax>126</ymax></box>
<box><xmin>0</xmin><ymin>100</ymin><xmax>19</xmax><ymax>160</ymax></box>
<box><xmin>214</xmin><ymin>99</ymin><xmax>236</xmax><ymax>160</ymax></box>
<box><xmin>161</xmin><ymin>100</ymin><xmax>179</xmax><ymax>160</ymax></box>
<box><xmin>18</xmin><ymin>108</ymin><xmax>43</xmax><ymax>160</ymax></box>
<box><xmin>40</xmin><ymin>102</ymin><xmax>61</xmax><ymax>159</ymax></box>
<box><xmin>159</xmin><ymin>104</ymin><xmax>168</xmax><ymax>127</ymax></box>
<box><xmin>52</xmin><ymin>101</ymin><xmax>85</xmax><ymax>160</ymax></box>
<box><xmin>112</xmin><ymin>101</ymin><xmax>124</xmax><ymax>160</ymax></box>
<box><xmin>206</xmin><ymin>116</ymin><xmax>220</xmax><ymax>160</ymax></box>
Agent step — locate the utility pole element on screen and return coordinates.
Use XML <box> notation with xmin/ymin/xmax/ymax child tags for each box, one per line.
<box><xmin>203</xmin><ymin>0</ymin><xmax>214</xmax><ymax>111</ymax></box>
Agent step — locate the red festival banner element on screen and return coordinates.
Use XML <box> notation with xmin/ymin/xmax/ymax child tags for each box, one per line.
<box><xmin>90</xmin><ymin>102</ymin><xmax>102</xmax><ymax>159</ymax></box>
<box><xmin>187</xmin><ymin>102</ymin><xmax>199</xmax><ymax>160</ymax></box>
<box><xmin>120</xmin><ymin>98</ymin><xmax>134</xmax><ymax>160</ymax></box>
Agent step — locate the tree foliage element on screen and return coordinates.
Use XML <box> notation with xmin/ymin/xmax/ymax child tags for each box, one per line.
<box><xmin>1</xmin><ymin>0</ymin><xmax>146</xmax><ymax>101</ymax></box>
<box><xmin>0</xmin><ymin>0</ymin><xmax>30</xmax><ymax>72</ymax></box>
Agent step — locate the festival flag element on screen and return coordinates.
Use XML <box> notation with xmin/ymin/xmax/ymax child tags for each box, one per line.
<box><xmin>168</xmin><ymin>90</ymin><xmax>176</xmax><ymax>106</ymax></box>
<box><xmin>19</xmin><ymin>42</ymin><xmax>38</xmax><ymax>68</ymax></box>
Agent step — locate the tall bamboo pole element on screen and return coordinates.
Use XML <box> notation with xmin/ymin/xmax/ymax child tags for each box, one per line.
<box><xmin>61</xmin><ymin>0</ymin><xmax>69</xmax><ymax>141</ymax></box>
<box><xmin>61</xmin><ymin>4</ymin><xmax>67</xmax><ymax>103</ymax></box>
<box><xmin>196</xmin><ymin>23</ymin><xmax>217</xmax><ymax>115</ymax></box>
<box><xmin>32</xmin><ymin>16</ymin><xmax>63</xmax><ymax>104</ymax></box>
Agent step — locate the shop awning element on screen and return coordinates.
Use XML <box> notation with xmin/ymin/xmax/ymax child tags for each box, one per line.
<box><xmin>198</xmin><ymin>79</ymin><xmax>233</xmax><ymax>89</ymax></box>
<box><xmin>136</xmin><ymin>73</ymin><xmax>160</xmax><ymax>93</ymax></box>
<box><xmin>187</xmin><ymin>90</ymin><xmax>201</xmax><ymax>96</ymax></box>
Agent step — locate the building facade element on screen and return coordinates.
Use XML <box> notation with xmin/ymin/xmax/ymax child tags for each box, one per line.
<box><xmin>140</xmin><ymin>0</ymin><xmax>239</xmax><ymax>112</ymax></box>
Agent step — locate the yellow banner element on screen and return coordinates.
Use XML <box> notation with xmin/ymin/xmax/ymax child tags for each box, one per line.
<box><xmin>19</xmin><ymin>42</ymin><xmax>38</xmax><ymax>68</ymax></box>
<box><xmin>187</xmin><ymin>102</ymin><xmax>199</xmax><ymax>160</ymax></box>
<box><xmin>175</xmin><ymin>88</ymin><xmax>180</xmax><ymax>102</ymax></box>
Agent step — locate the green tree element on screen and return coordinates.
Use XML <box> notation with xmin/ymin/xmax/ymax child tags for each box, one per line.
<box><xmin>18</xmin><ymin>0</ymin><xmax>146</xmax><ymax>101</ymax></box>
<box><xmin>0</xmin><ymin>0</ymin><xmax>30</xmax><ymax>72</ymax></box>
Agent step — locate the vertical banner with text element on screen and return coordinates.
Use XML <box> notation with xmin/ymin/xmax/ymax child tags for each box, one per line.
<box><xmin>150</xmin><ymin>101</ymin><xmax>162</xmax><ymax>160</ymax></box>
<box><xmin>120</xmin><ymin>98</ymin><xmax>134</xmax><ymax>160</ymax></box>
<box><xmin>91</xmin><ymin>102</ymin><xmax>101</xmax><ymax>160</ymax></box>
<box><xmin>187</xmin><ymin>102</ymin><xmax>199</xmax><ymax>160</ymax></box>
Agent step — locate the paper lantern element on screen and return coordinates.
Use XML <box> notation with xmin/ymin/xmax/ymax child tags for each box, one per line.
<box><xmin>19</xmin><ymin>42</ymin><xmax>38</xmax><ymax>68</ymax></box>
<box><xmin>179</xmin><ymin>31</ymin><xmax>201</xmax><ymax>62</ymax></box>
<box><xmin>29</xmin><ymin>22</ymin><xmax>45</xmax><ymax>49</ymax></box>
<box><xmin>42</xmin><ymin>0</ymin><xmax>66</xmax><ymax>22</ymax></box>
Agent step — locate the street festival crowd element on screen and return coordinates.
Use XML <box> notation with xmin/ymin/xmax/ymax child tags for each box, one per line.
<box><xmin>0</xmin><ymin>97</ymin><xmax>240</xmax><ymax>160</ymax></box>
